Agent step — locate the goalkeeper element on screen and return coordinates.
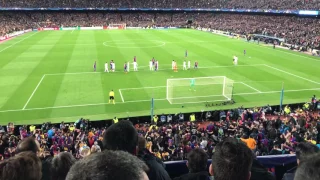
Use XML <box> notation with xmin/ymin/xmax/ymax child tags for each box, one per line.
<box><xmin>189</xmin><ymin>78</ymin><xmax>196</xmax><ymax>91</ymax></box>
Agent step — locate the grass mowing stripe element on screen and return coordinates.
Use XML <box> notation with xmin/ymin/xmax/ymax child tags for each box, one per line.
<box><xmin>0</xmin><ymin>32</ymin><xmax>59</xmax><ymax>110</ymax></box>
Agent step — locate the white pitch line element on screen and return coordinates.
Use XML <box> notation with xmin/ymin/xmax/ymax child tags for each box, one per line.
<box><xmin>22</xmin><ymin>75</ymin><xmax>46</xmax><ymax>110</ymax></box>
<box><xmin>172</xmin><ymin>99</ymin><xmax>227</xmax><ymax>104</ymax></box>
<box><xmin>120</xmin><ymin>82</ymin><xmax>244</xmax><ymax>91</ymax></box>
<box><xmin>258</xmin><ymin>44</ymin><xmax>320</xmax><ymax>62</ymax></box>
<box><xmin>2</xmin><ymin>98</ymin><xmax>168</xmax><ymax>112</ymax></box>
<box><xmin>241</xmin><ymin>82</ymin><xmax>262</xmax><ymax>93</ymax></box>
<box><xmin>119</xmin><ymin>89</ymin><xmax>125</xmax><ymax>102</ymax></box>
<box><xmin>0</xmin><ymin>32</ymin><xmax>38</xmax><ymax>53</ymax></box>
<box><xmin>120</xmin><ymin>86</ymin><xmax>167</xmax><ymax>90</ymax></box>
<box><xmin>1</xmin><ymin>88</ymin><xmax>320</xmax><ymax>113</ymax></box>
<box><xmin>263</xmin><ymin>64</ymin><xmax>320</xmax><ymax>85</ymax></box>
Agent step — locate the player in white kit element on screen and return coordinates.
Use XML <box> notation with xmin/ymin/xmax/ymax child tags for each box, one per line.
<box><xmin>188</xmin><ymin>60</ymin><xmax>191</xmax><ymax>69</ymax></box>
<box><xmin>133</xmin><ymin>61</ymin><xmax>138</xmax><ymax>71</ymax></box>
<box><xmin>105</xmin><ymin>62</ymin><xmax>109</xmax><ymax>73</ymax></box>
<box><xmin>183</xmin><ymin>60</ymin><xmax>187</xmax><ymax>70</ymax></box>
<box><xmin>149</xmin><ymin>60</ymin><xmax>153</xmax><ymax>71</ymax></box>
<box><xmin>133</xmin><ymin>61</ymin><xmax>137</xmax><ymax>71</ymax></box>
<box><xmin>133</xmin><ymin>56</ymin><xmax>138</xmax><ymax>71</ymax></box>
<box><xmin>172</xmin><ymin>60</ymin><xmax>175</xmax><ymax>70</ymax></box>
<box><xmin>233</xmin><ymin>56</ymin><xmax>238</xmax><ymax>65</ymax></box>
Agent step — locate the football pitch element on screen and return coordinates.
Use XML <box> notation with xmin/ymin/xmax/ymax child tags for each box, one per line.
<box><xmin>0</xmin><ymin>29</ymin><xmax>320</xmax><ymax>125</ymax></box>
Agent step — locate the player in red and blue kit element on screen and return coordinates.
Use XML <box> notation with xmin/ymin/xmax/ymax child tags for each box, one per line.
<box><xmin>93</xmin><ymin>61</ymin><xmax>96</xmax><ymax>71</ymax></box>
<box><xmin>155</xmin><ymin>61</ymin><xmax>158</xmax><ymax>71</ymax></box>
<box><xmin>244</xmin><ymin>49</ymin><xmax>246</xmax><ymax>56</ymax></box>
<box><xmin>134</xmin><ymin>56</ymin><xmax>136</xmax><ymax>62</ymax></box>
<box><xmin>194</xmin><ymin>61</ymin><xmax>198</xmax><ymax>69</ymax></box>
<box><xmin>110</xmin><ymin>60</ymin><xmax>113</xmax><ymax>71</ymax></box>
<box><xmin>124</xmin><ymin>62</ymin><xmax>128</xmax><ymax>73</ymax></box>
<box><xmin>152</xmin><ymin>58</ymin><xmax>155</xmax><ymax>66</ymax></box>
<box><xmin>185</xmin><ymin>50</ymin><xmax>188</xmax><ymax>57</ymax></box>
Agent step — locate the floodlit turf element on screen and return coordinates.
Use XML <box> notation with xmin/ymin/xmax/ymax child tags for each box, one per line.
<box><xmin>0</xmin><ymin>29</ymin><xmax>320</xmax><ymax>125</ymax></box>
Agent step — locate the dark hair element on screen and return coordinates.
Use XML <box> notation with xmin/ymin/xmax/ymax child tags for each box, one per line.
<box><xmin>294</xmin><ymin>153</ymin><xmax>320</xmax><ymax>180</ymax></box>
<box><xmin>138</xmin><ymin>136</ymin><xmax>147</xmax><ymax>152</ymax></box>
<box><xmin>66</xmin><ymin>150</ymin><xmax>148</xmax><ymax>180</ymax></box>
<box><xmin>0</xmin><ymin>151</ymin><xmax>42</xmax><ymax>180</ymax></box>
<box><xmin>103</xmin><ymin>121</ymin><xmax>138</xmax><ymax>154</ymax></box>
<box><xmin>16</xmin><ymin>136</ymin><xmax>39</xmax><ymax>154</ymax></box>
<box><xmin>52</xmin><ymin>152</ymin><xmax>76</xmax><ymax>180</ymax></box>
<box><xmin>296</xmin><ymin>142</ymin><xmax>319</xmax><ymax>162</ymax></box>
<box><xmin>187</xmin><ymin>148</ymin><xmax>208</xmax><ymax>173</ymax></box>
<box><xmin>212</xmin><ymin>138</ymin><xmax>253</xmax><ymax>180</ymax></box>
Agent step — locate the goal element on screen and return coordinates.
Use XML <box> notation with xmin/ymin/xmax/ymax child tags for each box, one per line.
<box><xmin>108</xmin><ymin>24</ymin><xmax>126</xmax><ymax>30</ymax></box>
<box><xmin>166</xmin><ymin>76</ymin><xmax>234</xmax><ymax>104</ymax></box>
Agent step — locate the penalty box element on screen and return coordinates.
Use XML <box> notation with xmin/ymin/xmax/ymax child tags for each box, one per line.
<box><xmin>119</xmin><ymin>81</ymin><xmax>262</xmax><ymax>104</ymax></box>
<box><xmin>23</xmin><ymin>73</ymin><xmax>263</xmax><ymax>109</ymax></box>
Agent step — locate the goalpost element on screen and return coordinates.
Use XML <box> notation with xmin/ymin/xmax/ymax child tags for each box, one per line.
<box><xmin>166</xmin><ymin>76</ymin><xmax>234</xmax><ymax>104</ymax></box>
<box><xmin>108</xmin><ymin>24</ymin><xmax>127</xmax><ymax>29</ymax></box>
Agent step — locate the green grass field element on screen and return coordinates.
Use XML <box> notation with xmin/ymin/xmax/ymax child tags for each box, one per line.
<box><xmin>0</xmin><ymin>29</ymin><xmax>319</xmax><ymax>125</ymax></box>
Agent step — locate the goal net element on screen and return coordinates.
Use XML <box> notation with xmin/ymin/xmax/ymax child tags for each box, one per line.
<box><xmin>108</xmin><ymin>24</ymin><xmax>126</xmax><ymax>29</ymax></box>
<box><xmin>166</xmin><ymin>76</ymin><xmax>234</xmax><ymax>104</ymax></box>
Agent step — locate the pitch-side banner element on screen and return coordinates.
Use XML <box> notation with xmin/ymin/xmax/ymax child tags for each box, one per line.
<box><xmin>43</xmin><ymin>28</ymin><xmax>59</xmax><ymax>30</ymax></box>
<box><xmin>81</xmin><ymin>27</ymin><xmax>103</xmax><ymax>30</ymax></box>
<box><xmin>0</xmin><ymin>29</ymin><xmax>32</xmax><ymax>42</ymax></box>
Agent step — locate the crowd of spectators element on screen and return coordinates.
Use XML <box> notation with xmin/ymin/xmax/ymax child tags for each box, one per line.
<box><xmin>1</xmin><ymin>12</ymin><xmax>320</xmax><ymax>49</ymax></box>
<box><xmin>0</xmin><ymin>96</ymin><xmax>319</xmax><ymax>180</ymax></box>
<box><xmin>1</xmin><ymin>0</ymin><xmax>320</xmax><ymax>10</ymax></box>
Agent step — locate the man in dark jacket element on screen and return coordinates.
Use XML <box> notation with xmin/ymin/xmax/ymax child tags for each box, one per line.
<box><xmin>103</xmin><ymin>121</ymin><xmax>171</xmax><ymax>180</ymax></box>
<box><xmin>282</xmin><ymin>142</ymin><xmax>319</xmax><ymax>180</ymax></box>
<box><xmin>250</xmin><ymin>159</ymin><xmax>275</xmax><ymax>180</ymax></box>
<box><xmin>174</xmin><ymin>148</ymin><xmax>209</xmax><ymax>180</ymax></box>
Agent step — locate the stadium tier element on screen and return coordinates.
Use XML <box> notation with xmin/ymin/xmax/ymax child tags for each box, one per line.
<box><xmin>1</xmin><ymin>12</ymin><xmax>320</xmax><ymax>49</ymax></box>
<box><xmin>0</xmin><ymin>0</ymin><xmax>320</xmax><ymax>10</ymax></box>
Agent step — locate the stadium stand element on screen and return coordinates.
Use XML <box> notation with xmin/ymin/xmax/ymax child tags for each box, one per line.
<box><xmin>0</xmin><ymin>102</ymin><xmax>319</xmax><ymax>179</ymax></box>
<box><xmin>0</xmin><ymin>12</ymin><xmax>320</xmax><ymax>50</ymax></box>
<box><xmin>1</xmin><ymin>0</ymin><xmax>320</xmax><ymax>10</ymax></box>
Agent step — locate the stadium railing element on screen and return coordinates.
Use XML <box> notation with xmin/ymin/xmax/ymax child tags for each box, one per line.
<box><xmin>165</xmin><ymin>155</ymin><xmax>297</xmax><ymax>180</ymax></box>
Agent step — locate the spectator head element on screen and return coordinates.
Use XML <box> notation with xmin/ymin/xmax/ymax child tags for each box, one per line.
<box><xmin>187</xmin><ymin>148</ymin><xmax>208</xmax><ymax>173</ymax></box>
<box><xmin>294</xmin><ymin>153</ymin><xmax>320</xmax><ymax>180</ymax></box>
<box><xmin>296</xmin><ymin>142</ymin><xmax>319</xmax><ymax>165</ymax></box>
<box><xmin>66</xmin><ymin>150</ymin><xmax>149</xmax><ymax>180</ymax></box>
<box><xmin>103</xmin><ymin>120</ymin><xmax>138</xmax><ymax>155</ymax></box>
<box><xmin>16</xmin><ymin>136</ymin><xmax>39</xmax><ymax>154</ymax></box>
<box><xmin>0</xmin><ymin>151</ymin><xmax>42</xmax><ymax>180</ymax></box>
<box><xmin>138</xmin><ymin>136</ymin><xmax>147</xmax><ymax>152</ymax></box>
<box><xmin>210</xmin><ymin>138</ymin><xmax>253</xmax><ymax>180</ymax></box>
<box><xmin>51</xmin><ymin>152</ymin><xmax>76</xmax><ymax>180</ymax></box>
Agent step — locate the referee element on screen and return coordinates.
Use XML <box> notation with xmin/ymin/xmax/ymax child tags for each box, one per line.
<box><xmin>109</xmin><ymin>90</ymin><xmax>115</xmax><ymax>104</ymax></box>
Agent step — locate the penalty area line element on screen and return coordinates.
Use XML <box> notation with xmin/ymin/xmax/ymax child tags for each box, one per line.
<box><xmin>240</xmin><ymin>82</ymin><xmax>262</xmax><ymax>93</ymax></box>
<box><xmin>263</xmin><ymin>64</ymin><xmax>320</xmax><ymax>85</ymax></box>
<box><xmin>22</xmin><ymin>75</ymin><xmax>46</xmax><ymax>110</ymax></box>
<box><xmin>119</xmin><ymin>89</ymin><xmax>125</xmax><ymax>103</ymax></box>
